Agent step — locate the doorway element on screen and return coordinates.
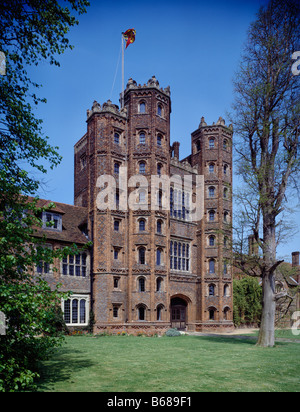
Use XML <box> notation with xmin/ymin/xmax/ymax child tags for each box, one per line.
<box><xmin>171</xmin><ymin>297</ymin><xmax>187</xmax><ymax>330</ymax></box>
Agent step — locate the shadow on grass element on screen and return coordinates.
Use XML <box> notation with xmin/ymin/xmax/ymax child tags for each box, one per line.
<box><xmin>190</xmin><ymin>334</ymin><xmax>258</xmax><ymax>346</ymax></box>
<box><xmin>191</xmin><ymin>334</ymin><xmax>296</xmax><ymax>347</ymax></box>
<box><xmin>36</xmin><ymin>346</ymin><xmax>95</xmax><ymax>391</ymax></box>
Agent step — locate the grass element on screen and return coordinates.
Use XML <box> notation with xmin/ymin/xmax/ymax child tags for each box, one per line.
<box><xmin>37</xmin><ymin>334</ymin><xmax>300</xmax><ymax>392</ymax></box>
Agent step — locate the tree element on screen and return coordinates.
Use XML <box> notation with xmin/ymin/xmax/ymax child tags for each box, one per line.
<box><xmin>233</xmin><ymin>277</ymin><xmax>262</xmax><ymax>327</ymax></box>
<box><xmin>0</xmin><ymin>0</ymin><xmax>89</xmax><ymax>391</ymax></box>
<box><xmin>230</xmin><ymin>0</ymin><xmax>300</xmax><ymax>347</ymax></box>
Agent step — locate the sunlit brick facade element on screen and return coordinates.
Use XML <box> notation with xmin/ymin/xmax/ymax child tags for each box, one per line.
<box><xmin>73</xmin><ymin>76</ymin><xmax>234</xmax><ymax>334</ymax></box>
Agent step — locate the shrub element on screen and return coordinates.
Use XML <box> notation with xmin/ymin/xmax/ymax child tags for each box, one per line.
<box><xmin>233</xmin><ymin>277</ymin><xmax>262</xmax><ymax>327</ymax></box>
<box><xmin>165</xmin><ymin>328</ymin><xmax>181</xmax><ymax>337</ymax></box>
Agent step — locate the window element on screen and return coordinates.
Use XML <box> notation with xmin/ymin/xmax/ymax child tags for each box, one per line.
<box><xmin>36</xmin><ymin>244</ymin><xmax>52</xmax><ymax>275</ymax></box>
<box><xmin>157</xmin><ymin>104</ymin><xmax>162</xmax><ymax>116</ymax></box>
<box><xmin>209</xmin><ymin>259</ymin><xmax>215</xmax><ymax>274</ymax></box>
<box><xmin>209</xmin><ymin>235</ymin><xmax>215</xmax><ymax>247</ymax></box>
<box><xmin>115</xmin><ymin>191</ymin><xmax>120</xmax><ymax>209</ymax></box>
<box><xmin>42</xmin><ymin>212</ymin><xmax>62</xmax><ymax>231</ymax></box>
<box><xmin>224</xmin><ymin>284</ymin><xmax>229</xmax><ymax>297</ymax></box>
<box><xmin>209</xmin><ymin>186</ymin><xmax>215</xmax><ymax>198</ymax></box>
<box><xmin>80</xmin><ymin>155</ymin><xmax>86</xmax><ymax>170</ymax></box>
<box><xmin>113</xmin><ymin>306</ymin><xmax>119</xmax><ymax>318</ymax></box>
<box><xmin>63</xmin><ymin>296</ymin><xmax>89</xmax><ymax>325</ymax></box>
<box><xmin>37</xmin><ymin>261</ymin><xmax>50</xmax><ymax>274</ymax></box>
<box><xmin>114</xmin><ymin>277</ymin><xmax>120</xmax><ymax>289</ymax></box>
<box><xmin>209</xmin><ymin>308</ymin><xmax>215</xmax><ymax>320</ymax></box>
<box><xmin>223</xmin><ymin>188</ymin><xmax>228</xmax><ymax>198</ymax></box>
<box><xmin>138</xmin><ymin>247</ymin><xmax>146</xmax><ymax>265</ymax></box>
<box><xmin>62</xmin><ymin>253</ymin><xmax>87</xmax><ymax>277</ymax></box>
<box><xmin>170</xmin><ymin>188</ymin><xmax>190</xmax><ymax>221</ymax></box>
<box><xmin>223</xmin><ymin>307</ymin><xmax>230</xmax><ymax>320</ymax></box>
<box><xmin>157</xmin><ymin>163</ymin><xmax>162</xmax><ymax>176</ymax></box>
<box><xmin>114</xmin><ymin>219</ymin><xmax>120</xmax><ymax>231</ymax></box>
<box><xmin>224</xmin><ymin>211</ymin><xmax>229</xmax><ymax>223</ymax></box>
<box><xmin>139</xmin><ymin>219</ymin><xmax>146</xmax><ymax>231</ymax></box>
<box><xmin>139</xmin><ymin>102</ymin><xmax>145</xmax><ymax>113</ymax></box>
<box><xmin>114</xmin><ymin>132</ymin><xmax>120</xmax><ymax>144</ymax></box>
<box><xmin>157</xmin><ymin>134</ymin><xmax>162</xmax><ymax>146</ymax></box>
<box><xmin>224</xmin><ymin>164</ymin><xmax>228</xmax><ymax>175</ymax></box>
<box><xmin>156</xmin><ymin>277</ymin><xmax>163</xmax><ymax>292</ymax></box>
<box><xmin>170</xmin><ymin>240</ymin><xmax>190</xmax><ymax>272</ymax></box>
<box><xmin>209</xmin><ymin>210</ymin><xmax>215</xmax><ymax>222</ymax></box>
<box><xmin>223</xmin><ymin>261</ymin><xmax>228</xmax><ymax>275</ymax></box>
<box><xmin>113</xmin><ymin>248</ymin><xmax>119</xmax><ymax>260</ymax></box>
<box><xmin>114</xmin><ymin>162</ymin><xmax>120</xmax><ymax>175</ymax></box>
<box><xmin>138</xmin><ymin>305</ymin><xmax>145</xmax><ymax>320</ymax></box>
<box><xmin>209</xmin><ymin>163</ymin><xmax>215</xmax><ymax>174</ymax></box>
<box><xmin>196</xmin><ymin>140</ymin><xmax>201</xmax><ymax>151</ymax></box>
<box><xmin>138</xmin><ymin>277</ymin><xmax>145</xmax><ymax>292</ymax></box>
<box><xmin>156</xmin><ymin>248</ymin><xmax>162</xmax><ymax>266</ymax></box>
<box><xmin>139</xmin><ymin>161</ymin><xmax>146</xmax><ymax>175</ymax></box>
<box><xmin>157</xmin><ymin>305</ymin><xmax>163</xmax><ymax>321</ymax></box>
<box><xmin>157</xmin><ymin>189</ymin><xmax>162</xmax><ymax>208</ymax></box>
<box><xmin>157</xmin><ymin>219</ymin><xmax>162</xmax><ymax>234</ymax></box>
<box><xmin>209</xmin><ymin>284</ymin><xmax>215</xmax><ymax>296</ymax></box>
<box><xmin>224</xmin><ymin>236</ymin><xmax>228</xmax><ymax>247</ymax></box>
<box><xmin>223</xmin><ymin>139</ymin><xmax>228</xmax><ymax>150</ymax></box>
<box><xmin>139</xmin><ymin>190</ymin><xmax>146</xmax><ymax>204</ymax></box>
<box><xmin>139</xmin><ymin>132</ymin><xmax>146</xmax><ymax>144</ymax></box>
<box><xmin>209</xmin><ymin>138</ymin><xmax>215</xmax><ymax>149</ymax></box>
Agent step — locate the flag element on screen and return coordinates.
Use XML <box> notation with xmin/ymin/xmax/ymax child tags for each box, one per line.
<box><xmin>123</xmin><ymin>29</ymin><xmax>136</xmax><ymax>49</ymax></box>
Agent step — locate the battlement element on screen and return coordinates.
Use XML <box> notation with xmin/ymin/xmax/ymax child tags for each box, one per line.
<box><xmin>125</xmin><ymin>75</ymin><xmax>171</xmax><ymax>97</ymax></box>
<box><xmin>87</xmin><ymin>99</ymin><xmax>127</xmax><ymax>121</ymax></box>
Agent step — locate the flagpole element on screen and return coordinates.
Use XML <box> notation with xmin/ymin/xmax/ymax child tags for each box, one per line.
<box><xmin>121</xmin><ymin>32</ymin><xmax>125</xmax><ymax>109</ymax></box>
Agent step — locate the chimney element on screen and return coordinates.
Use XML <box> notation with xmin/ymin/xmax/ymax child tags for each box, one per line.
<box><xmin>248</xmin><ymin>235</ymin><xmax>259</xmax><ymax>256</ymax></box>
<box><xmin>292</xmin><ymin>251</ymin><xmax>299</xmax><ymax>267</ymax></box>
<box><xmin>172</xmin><ymin>142</ymin><xmax>180</xmax><ymax>159</ymax></box>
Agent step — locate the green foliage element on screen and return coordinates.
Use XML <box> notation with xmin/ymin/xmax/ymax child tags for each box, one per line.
<box><xmin>233</xmin><ymin>277</ymin><xmax>262</xmax><ymax>327</ymax></box>
<box><xmin>0</xmin><ymin>0</ymin><xmax>89</xmax><ymax>392</ymax></box>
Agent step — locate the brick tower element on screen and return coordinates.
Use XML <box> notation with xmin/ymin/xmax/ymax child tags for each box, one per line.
<box><xmin>190</xmin><ymin>116</ymin><xmax>233</xmax><ymax>328</ymax></box>
<box><xmin>74</xmin><ymin>76</ymin><xmax>234</xmax><ymax>334</ymax></box>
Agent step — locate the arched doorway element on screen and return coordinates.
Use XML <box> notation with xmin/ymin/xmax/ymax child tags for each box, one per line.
<box><xmin>170</xmin><ymin>297</ymin><xmax>187</xmax><ymax>330</ymax></box>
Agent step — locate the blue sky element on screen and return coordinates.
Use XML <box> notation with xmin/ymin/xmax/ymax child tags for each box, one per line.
<box><xmin>27</xmin><ymin>0</ymin><xmax>299</xmax><ymax>261</ymax></box>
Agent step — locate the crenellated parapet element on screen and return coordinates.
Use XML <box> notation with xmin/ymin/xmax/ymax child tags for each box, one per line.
<box><xmin>124</xmin><ymin>76</ymin><xmax>171</xmax><ymax>97</ymax></box>
<box><xmin>87</xmin><ymin>99</ymin><xmax>127</xmax><ymax>121</ymax></box>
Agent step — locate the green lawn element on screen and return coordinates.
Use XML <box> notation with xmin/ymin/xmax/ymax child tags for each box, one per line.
<box><xmin>37</xmin><ymin>334</ymin><xmax>300</xmax><ymax>392</ymax></box>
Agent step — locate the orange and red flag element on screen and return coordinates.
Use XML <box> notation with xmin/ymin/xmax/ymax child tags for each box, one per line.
<box><xmin>123</xmin><ymin>29</ymin><xmax>136</xmax><ymax>49</ymax></box>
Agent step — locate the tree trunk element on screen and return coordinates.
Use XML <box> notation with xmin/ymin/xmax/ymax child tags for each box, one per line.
<box><xmin>257</xmin><ymin>213</ymin><xmax>277</xmax><ymax>347</ymax></box>
<box><xmin>257</xmin><ymin>273</ymin><xmax>276</xmax><ymax>347</ymax></box>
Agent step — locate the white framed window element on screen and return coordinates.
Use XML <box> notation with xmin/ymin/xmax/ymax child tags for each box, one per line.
<box><xmin>170</xmin><ymin>188</ymin><xmax>190</xmax><ymax>221</ymax></box>
<box><xmin>62</xmin><ymin>295</ymin><xmax>90</xmax><ymax>326</ymax></box>
<box><xmin>42</xmin><ymin>212</ymin><xmax>62</xmax><ymax>231</ymax></box>
<box><xmin>170</xmin><ymin>240</ymin><xmax>190</xmax><ymax>272</ymax></box>
<box><xmin>62</xmin><ymin>252</ymin><xmax>88</xmax><ymax>277</ymax></box>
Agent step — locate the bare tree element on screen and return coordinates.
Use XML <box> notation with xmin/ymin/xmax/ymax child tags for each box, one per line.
<box><xmin>230</xmin><ymin>0</ymin><xmax>300</xmax><ymax>346</ymax></box>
